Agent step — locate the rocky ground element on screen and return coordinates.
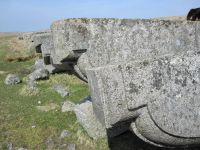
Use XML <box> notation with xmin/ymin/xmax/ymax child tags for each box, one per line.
<box><xmin>0</xmin><ymin>34</ymin><xmax>108</xmax><ymax>149</ymax></box>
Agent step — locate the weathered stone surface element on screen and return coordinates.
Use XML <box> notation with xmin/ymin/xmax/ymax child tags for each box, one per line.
<box><xmin>74</xmin><ymin>98</ymin><xmax>106</xmax><ymax>139</ymax></box>
<box><xmin>28</xmin><ymin>68</ymin><xmax>49</xmax><ymax>81</ymax></box>
<box><xmin>51</xmin><ymin>19</ymin><xmax>199</xmax><ymax>67</ymax></box>
<box><xmin>49</xmin><ymin>18</ymin><xmax>200</xmax><ymax>148</ymax></box>
<box><xmin>34</xmin><ymin>59</ymin><xmax>45</xmax><ymax>70</ymax></box>
<box><xmin>4</xmin><ymin>74</ymin><xmax>21</xmax><ymax>85</ymax></box>
<box><xmin>45</xmin><ymin>65</ymin><xmax>60</xmax><ymax>74</ymax></box>
<box><xmin>34</xmin><ymin>59</ymin><xmax>61</xmax><ymax>74</ymax></box>
<box><xmin>51</xmin><ymin>19</ymin><xmax>90</xmax><ymax>65</ymax></box>
<box><xmin>32</xmin><ymin>33</ymin><xmax>53</xmax><ymax>57</ymax></box>
<box><xmin>61</xmin><ymin>101</ymin><xmax>75</xmax><ymax>112</ymax></box>
<box><xmin>87</xmin><ymin>19</ymin><xmax>199</xmax><ymax>68</ymax></box>
<box><xmin>53</xmin><ymin>84</ymin><xmax>69</xmax><ymax>97</ymax></box>
<box><xmin>86</xmin><ymin>54</ymin><xmax>200</xmax><ymax>147</ymax></box>
<box><xmin>50</xmin><ymin>18</ymin><xmax>200</xmax><ymax>85</ymax></box>
<box><xmin>31</xmin><ymin>32</ymin><xmax>68</xmax><ymax>74</ymax></box>
<box><xmin>50</xmin><ymin>19</ymin><xmax>91</xmax><ymax>79</ymax></box>
<box><xmin>18</xmin><ymin>30</ymin><xmax>50</xmax><ymax>53</ymax></box>
<box><xmin>7</xmin><ymin>143</ymin><xmax>13</xmax><ymax>150</ymax></box>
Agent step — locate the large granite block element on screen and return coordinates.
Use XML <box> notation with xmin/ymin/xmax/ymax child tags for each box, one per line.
<box><xmin>86</xmin><ymin>54</ymin><xmax>200</xmax><ymax>147</ymax></box>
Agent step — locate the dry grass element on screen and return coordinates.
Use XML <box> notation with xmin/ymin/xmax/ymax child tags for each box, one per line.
<box><xmin>19</xmin><ymin>85</ymin><xmax>39</xmax><ymax>96</ymax></box>
<box><xmin>0</xmin><ymin>32</ymin><xmax>19</xmax><ymax>37</ymax></box>
<box><xmin>153</xmin><ymin>16</ymin><xmax>186</xmax><ymax>21</ymax></box>
<box><xmin>0</xmin><ymin>71</ymin><xmax>7</xmax><ymax>75</ymax></box>
<box><xmin>9</xmin><ymin>36</ymin><xmax>29</xmax><ymax>52</ymax></box>
<box><xmin>3</xmin><ymin>36</ymin><xmax>37</xmax><ymax>62</ymax></box>
<box><xmin>5</xmin><ymin>54</ymin><xmax>37</xmax><ymax>62</ymax></box>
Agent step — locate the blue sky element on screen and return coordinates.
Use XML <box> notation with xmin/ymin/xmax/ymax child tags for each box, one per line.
<box><xmin>0</xmin><ymin>0</ymin><xmax>200</xmax><ymax>32</ymax></box>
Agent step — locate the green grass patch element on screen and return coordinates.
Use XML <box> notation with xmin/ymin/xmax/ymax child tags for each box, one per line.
<box><xmin>0</xmin><ymin>36</ymin><xmax>108</xmax><ymax>149</ymax></box>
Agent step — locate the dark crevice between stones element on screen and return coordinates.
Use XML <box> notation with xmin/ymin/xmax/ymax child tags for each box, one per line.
<box><xmin>36</xmin><ymin>44</ymin><xmax>42</xmax><ymax>53</ymax></box>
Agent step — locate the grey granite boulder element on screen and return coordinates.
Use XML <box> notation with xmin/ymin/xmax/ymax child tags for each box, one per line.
<box><xmin>83</xmin><ymin>19</ymin><xmax>200</xmax><ymax>147</ymax></box>
<box><xmin>50</xmin><ymin>18</ymin><xmax>200</xmax><ymax>83</ymax></box>
<box><xmin>18</xmin><ymin>30</ymin><xmax>50</xmax><ymax>53</ymax></box>
<box><xmin>32</xmin><ymin>32</ymin><xmax>53</xmax><ymax>58</ymax></box>
<box><xmin>50</xmin><ymin>18</ymin><xmax>200</xmax><ymax>148</ymax></box>
<box><xmin>32</xmin><ymin>32</ymin><xmax>68</xmax><ymax>73</ymax></box>
<box><xmin>61</xmin><ymin>101</ymin><xmax>75</xmax><ymax>112</ymax></box>
<box><xmin>34</xmin><ymin>59</ymin><xmax>60</xmax><ymax>74</ymax></box>
<box><xmin>7</xmin><ymin>143</ymin><xmax>13</xmax><ymax>150</ymax></box>
<box><xmin>50</xmin><ymin>19</ymin><xmax>91</xmax><ymax>80</ymax></box>
<box><xmin>86</xmin><ymin>54</ymin><xmax>200</xmax><ymax>147</ymax></box>
<box><xmin>28</xmin><ymin>68</ymin><xmax>49</xmax><ymax>81</ymax></box>
<box><xmin>51</xmin><ymin>19</ymin><xmax>90</xmax><ymax>65</ymax></box>
<box><xmin>74</xmin><ymin>98</ymin><xmax>106</xmax><ymax>139</ymax></box>
<box><xmin>4</xmin><ymin>74</ymin><xmax>21</xmax><ymax>85</ymax></box>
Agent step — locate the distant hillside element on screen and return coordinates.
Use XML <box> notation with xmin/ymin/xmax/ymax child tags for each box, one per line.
<box><xmin>0</xmin><ymin>32</ymin><xmax>20</xmax><ymax>37</ymax></box>
<box><xmin>153</xmin><ymin>16</ymin><xmax>186</xmax><ymax>21</ymax></box>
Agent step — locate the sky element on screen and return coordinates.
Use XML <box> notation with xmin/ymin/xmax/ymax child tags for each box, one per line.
<box><xmin>0</xmin><ymin>0</ymin><xmax>200</xmax><ymax>32</ymax></box>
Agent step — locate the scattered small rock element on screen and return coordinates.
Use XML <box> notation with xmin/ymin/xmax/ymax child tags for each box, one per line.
<box><xmin>36</xmin><ymin>103</ymin><xmax>59</xmax><ymax>112</ymax></box>
<box><xmin>60</xmin><ymin>130</ymin><xmax>70</xmax><ymax>139</ymax></box>
<box><xmin>7</xmin><ymin>143</ymin><xmax>13</xmax><ymax>150</ymax></box>
<box><xmin>28</xmin><ymin>68</ymin><xmax>49</xmax><ymax>81</ymax></box>
<box><xmin>61</xmin><ymin>101</ymin><xmax>75</xmax><ymax>112</ymax></box>
<box><xmin>38</xmin><ymin>101</ymin><xmax>41</xmax><ymax>104</ymax></box>
<box><xmin>67</xmin><ymin>143</ymin><xmax>76</xmax><ymax>150</ymax></box>
<box><xmin>53</xmin><ymin>84</ymin><xmax>69</xmax><ymax>97</ymax></box>
<box><xmin>31</xmin><ymin>125</ymin><xmax>36</xmax><ymax>128</ymax></box>
<box><xmin>74</xmin><ymin>98</ymin><xmax>106</xmax><ymax>139</ymax></box>
<box><xmin>4</xmin><ymin>74</ymin><xmax>21</xmax><ymax>85</ymax></box>
<box><xmin>34</xmin><ymin>59</ymin><xmax>62</xmax><ymax>74</ymax></box>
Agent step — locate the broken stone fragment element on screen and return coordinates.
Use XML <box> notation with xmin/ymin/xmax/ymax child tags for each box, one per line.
<box><xmin>7</xmin><ymin>143</ymin><xmax>13</xmax><ymax>150</ymax></box>
<box><xmin>28</xmin><ymin>68</ymin><xmax>49</xmax><ymax>81</ymax></box>
<box><xmin>4</xmin><ymin>74</ymin><xmax>21</xmax><ymax>85</ymax></box>
<box><xmin>53</xmin><ymin>84</ymin><xmax>69</xmax><ymax>97</ymax></box>
<box><xmin>61</xmin><ymin>101</ymin><xmax>75</xmax><ymax>112</ymax></box>
<box><xmin>74</xmin><ymin>98</ymin><xmax>106</xmax><ymax>139</ymax></box>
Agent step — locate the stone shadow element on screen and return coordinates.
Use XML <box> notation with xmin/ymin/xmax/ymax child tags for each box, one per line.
<box><xmin>108</xmin><ymin>131</ymin><xmax>200</xmax><ymax>150</ymax></box>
